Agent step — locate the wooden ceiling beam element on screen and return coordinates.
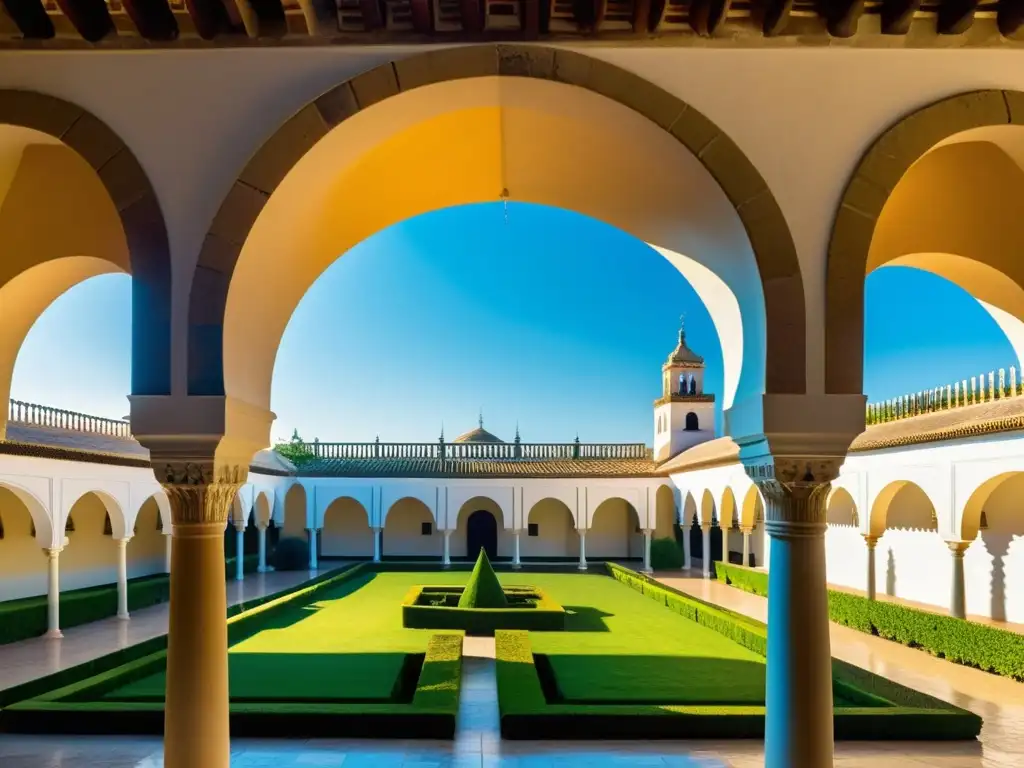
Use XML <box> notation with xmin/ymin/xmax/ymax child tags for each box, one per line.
<box><xmin>760</xmin><ymin>0</ymin><xmax>792</xmax><ymax>35</ymax></box>
<box><xmin>937</xmin><ymin>0</ymin><xmax>978</xmax><ymax>33</ymax></box>
<box><xmin>820</xmin><ymin>0</ymin><xmax>864</xmax><ymax>37</ymax></box>
<box><xmin>0</xmin><ymin>0</ymin><xmax>53</xmax><ymax>36</ymax></box>
<box><xmin>54</xmin><ymin>0</ymin><xmax>113</xmax><ymax>41</ymax></box>
<box><xmin>121</xmin><ymin>0</ymin><xmax>179</xmax><ymax>39</ymax></box>
<box><xmin>689</xmin><ymin>0</ymin><xmax>730</xmax><ymax>36</ymax></box>
<box><xmin>460</xmin><ymin>0</ymin><xmax>483</xmax><ymax>32</ymax></box>
<box><xmin>998</xmin><ymin>0</ymin><xmax>1024</xmax><ymax>36</ymax></box>
<box><xmin>182</xmin><ymin>0</ymin><xmax>230</xmax><ymax>37</ymax></box>
<box><xmin>879</xmin><ymin>0</ymin><xmax>920</xmax><ymax>34</ymax></box>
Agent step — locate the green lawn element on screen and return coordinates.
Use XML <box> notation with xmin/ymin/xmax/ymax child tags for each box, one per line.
<box><xmin>103</xmin><ymin>570</ymin><xmax>824</xmax><ymax>707</ymax></box>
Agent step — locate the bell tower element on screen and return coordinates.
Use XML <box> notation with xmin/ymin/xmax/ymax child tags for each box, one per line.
<box><xmin>653</xmin><ymin>318</ymin><xmax>716</xmax><ymax>461</ymax></box>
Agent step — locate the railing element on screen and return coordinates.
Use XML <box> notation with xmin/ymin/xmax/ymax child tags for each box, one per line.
<box><xmin>7</xmin><ymin>400</ymin><xmax>132</xmax><ymax>439</ymax></box>
<box><xmin>866</xmin><ymin>364</ymin><xmax>1024</xmax><ymax>425</ymax></box>
<box><xmin>302</xmin><ymin>439</ymin><xmax>650</xmax><ymax>461</ymax></box>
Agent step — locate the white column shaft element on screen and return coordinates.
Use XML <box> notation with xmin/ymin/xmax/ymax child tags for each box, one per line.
<box><xmin>46</xmin><ymin>548</ymin><xmax>62</xmax><ymax>638</ymax></box>
<box><xmin>742</xmin><ymin>529</ymin><xmax>751</xmax><ymax>568</ymax></box>
<box><xmin>116</xmin><ymin>538</ymin><xmax>130</xmax><ymax>619</ymax></box>
<box><xmin>643</xmin><ymin>530</ymin><xmax>653</xmax><ymax>573</ymax></box>
<box><xmin>513</xmin><ymin>530</ymin><xmax>522</xmax><ymax>569</ymax></box>
<box><xmin>701</xmin><ymin>525</ymin><xmax>711</xmax><ymax>578</ymax></box>
<box><xmin>442</xmin><ymin>530</ymin><xmax>452</xmax><ymax>567</ymax></box>
<box><xmin>164</xmin><ymin>530</ymin><xmax>172</xmax><ymax>573</ymax></box>
<box><xmin>865</xmin><ymin>537</ymin><xmax>877</xmax><ymax>600</ymax></box>
<box><xmin>578</xmin><ymin>531</ymin><xmax>588</xmax><ymax>571</ymax></box>
<box><xmin>950</xmin><ymin>543</ymin><xmax>968</xmax><ymax>619</ymax></box>
<box><xmin>257</xmin><ymin>525</ymin><xmax>268</xmax><ymax>572</ymax></box>
<box><xmin>373</xmin><ymin>528</ymin><xmax>381</xmax><ymax>563</ymax></box>
<box><xmin>682</xmin><ymin>525</ymin><xmax>691</xmax><ymax>570</ymax></box>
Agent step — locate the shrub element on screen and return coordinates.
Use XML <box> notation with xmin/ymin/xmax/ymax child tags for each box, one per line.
<box><xmin>272</xmin><ymin>537</ymin><xmax>310</xmax><ymax>571</ymax></box>
<box><xmin>403</xmin><ymin>586</ymin><xmax>565</xmax><ymax>635</ymax></box>
<box><xmin>410</xmin><ymin>633</ymin><xmax>464</xmax><ymax>713</ymax></box>
<box><xmin>714</xmin><ymin>561</ymin><xmax>1024</xmax><ymax>682</ymax></box>
<box><xmin>458</xmin><ymin>550</ymin><xmax>507</xmax><ymax>608</ymax></box>
<box><xmin>650</xmin><ymin>537</ymin><xmax>684</xmax><ymax>570</ymax></box>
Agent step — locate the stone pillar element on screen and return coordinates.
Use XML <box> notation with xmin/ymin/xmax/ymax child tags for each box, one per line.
<box><xmin>948</xmin><ymin>541</ymin><xmax>970</xmax><ymax>619</ymax></box>
<box><xmin>307</xmin><ymin>528</ymin><xmax>318</xmax><ymax>570</ymax></box>
<box><xmin>442</xmin><ymin>530</ymin><xmax>452</xmax><ymax>568</ymax></box>
<box><xmin>741</xmin><ymin>527</ymin><xmax>752</xmax><ymax>568</ymax></box>
<box><xmin>681</xmin><ymin>524</ymin><xmax>691</xmax><ymax>570</ymax></box>
<box><xmin>163</xmin><ymin>529</ymin><xmax>172</xmax><ymax>573</ymax></box>
<box><xmin>642</xmin><ymin>529</ymin><xmax>653</xmax><ymax>573</ymax></box>
<box><xmin>256</xmin><ymin>524</ymin><xmax>268</xmax><ymax>572</ymax></box>
<box><xmin>161</xmin><ymin>462</ymin><xmax>243</xmax><ymax>768</ymax></box>
<box><xmin>863</xmin><ymin>534</ymin><xmax>878</xmax><ymax>600</ymax></box>
<box><xmin>701</xmin><ymin>524</ymin><xmax>711</xmax><ymax>578</ymax></box>
<box><xmin>234</xmin><ymin>524</ymin><xmax>246</xmax><ymax>581</ymax></box>
<box><xmin>116</xmin><ymin>537</ymin><xmax>131</xmax><ymax>620</ymax></box>
<box><xmin>750</xmin><ymin>458</ymin><xmax>837</xmax><ymax>768</ymax></box>
<box><xmin>372</xmin><ymin>527</ymin><xmax>381</xmax><ymax>563</ymax></box>
<box><xmin>512</xmin><ymin>530</ymin><xmax>522</xmax><ymax>569</ymax></box>
<box><xmin>45</xmin><ymin>547</ymin><xmax>62</xmax><ymax>638</ymax></box>
<box><xmin>577</xmin><ymin>530</ymin><xmax>588</xmax><ymax>571</ymax></box>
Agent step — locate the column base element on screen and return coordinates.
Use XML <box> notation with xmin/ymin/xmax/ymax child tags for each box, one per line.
<box><xmin>512</xmin><ymin>563</ymin><xmax>522</xmax><ymax>570</ymax></box>
<box><xmin>442</xmin><ymin>563</ymin><xmax>452</xmax><ymax>570</ymax></box>
<box><xmin>256</xmin><ymin>566</ymin><xmax>269</xmax><ymax>573</ymax></box>
<box><xmin>117</xmin><ymin>612</ymin><xmax>130</xmax><ymax>621</ymax></box>
<box><xmin>642</xmin><ymin>566</ymin><xmax>654</xmax><ymax>575</ymax></box>
<box><xmin>44</xmin><ymin>628</ymin><xmax>63</xmax><ymax>639</ymax></box>
<box><xmin>577</xmin><ymin>563</ymin><xmax>588</xmax><ymax>571</ymax></box>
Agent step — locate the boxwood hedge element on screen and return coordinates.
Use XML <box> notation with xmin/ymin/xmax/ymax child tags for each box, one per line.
<box><xmin>402</xmin><ymin>585</ymin><xmax>565</xmax><ymax>635</ymax></box>
<box><xmin>715</xmin><ymin>561</ymin><xmax>1024</xmax><ymax>681</ymax></box>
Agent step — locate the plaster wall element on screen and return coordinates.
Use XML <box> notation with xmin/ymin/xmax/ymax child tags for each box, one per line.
<box><xmin>587</xmin><ymin>498</ymin><xmax>642</xmax><ymax>559</ymax></box>
<box><xmin>382</xmin><ymin>498</ymin><xmax>439</xmax><ymax>557</ymax></box>
<box><xmin>522</xmin><ymin>499</ymin><xmax>577</xmax><ymax>559</ymax></box>
<box><xmin>60</xmin><ymin>493</ymin><xmax>118</xmax><ymax>592</ymax></box>
<box><xmin>0</xmin><ymin>486</ymin><xmax>46</xmax><ymax>601</ymax></box>
<box><xmin>127</xmin><ymin>498</ymin><xmax>167</xmax><ymax>579</ymax></box>
<box><xmin>321</xmin><ymin>497</ymin><xmax>373</xmax><ymax>557</ymax></box>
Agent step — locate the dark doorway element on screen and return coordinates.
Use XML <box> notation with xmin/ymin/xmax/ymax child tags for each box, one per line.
<box><xmin>685</xmin><ymin>412</ymin><xmax>699</xmax><ymax>431</ymax></box>
<box><xmin>466</xmin><ymin>510</ymin><xmax>498</xmax><ymax>560</ymax></box>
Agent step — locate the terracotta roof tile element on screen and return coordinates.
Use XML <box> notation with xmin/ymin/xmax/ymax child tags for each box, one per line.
<box><xmin>297</xmin><ymin>456</ymin><xmax>659</xmax><ymax>478</ymax></box>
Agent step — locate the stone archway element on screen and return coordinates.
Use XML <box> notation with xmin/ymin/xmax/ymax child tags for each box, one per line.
<box><xmin>187</xmin><ymin>44</ymin><xmax>803</xmax><ymax>402</ymax></box>
<box><xmin>826</xmin><ymin>89</ymin><xmax>1024</xmax><ymax>395</ymax></box>
<box><xmin>0</xmin><ymin>90</ymin><xmax>172</xmax><ymax>399</ymax></box>
<box><xmin>466</xmin><ymin>509</ymin><xmax>499</xmax><ymax>561</ymax></box>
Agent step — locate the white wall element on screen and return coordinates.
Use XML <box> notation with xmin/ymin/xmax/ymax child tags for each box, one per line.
<box><xmin>321</xmin><ymin>497</ymin><xmax>373</xmax><ymax>557</ymax></box>
<box><xmin>522</xmin><ymin>499</ymin><xmax>578</xmax><ymax>559</ymax></box>
<box><xmin>382</xmin><ymin>498</ymin><xmax>439</xmax><ymax>558</ymax></box>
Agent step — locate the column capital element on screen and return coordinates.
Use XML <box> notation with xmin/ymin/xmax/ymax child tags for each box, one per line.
<box><xmin>947</xmin><ymin>540</ymin><xmax>971</xmax><ymax>557</ymax></box>
<box><xmin>744</xmin><ymin>456</ymin><xmax>841</xmax><ymax>537</ymax></box>
<box><xmin>862</xmin><ymin>534</ymin><xmax>879</xmax><ymax>548</ymax></box>
<box><xmin>740</xmin><ymin>526</ymin><xmax>754</xmax><ymax>535</ymax></box>
<box><xmin>45</xmin><ymin>546</ymin><xmax>63</xmax><ymax>557</ymax></box>
<box><xmin>116</xmin><ymin>536</ymin><xmax>132</xmax><ymax>546</ymax></box>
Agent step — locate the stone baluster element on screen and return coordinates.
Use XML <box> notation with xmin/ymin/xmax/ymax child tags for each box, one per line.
<box><xmin>999</xmin><ymin>369</ymin><xmax>1006</xmax><ymax>399</ymax></box>
<box><xmin>1012</xmin><ymin>367</ymin><xmax>1019</xmax><ymax>397</ymax></box>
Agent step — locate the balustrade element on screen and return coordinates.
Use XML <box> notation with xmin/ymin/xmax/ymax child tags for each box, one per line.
<box><xmin>303</xmin><ymin>438</ymin><xmax>649</xmax><ymax>461</ymax></box>
<box><xmin>7</xmin><ymin>399</ymin><xmax>132</xmax><ymax>438</ymax></box>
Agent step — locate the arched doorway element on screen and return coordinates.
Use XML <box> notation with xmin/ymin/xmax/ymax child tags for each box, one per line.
<box><xmin>466</xmin><ymin>510</ymin><xmax>498</xmax><ymax>561</ymax></box>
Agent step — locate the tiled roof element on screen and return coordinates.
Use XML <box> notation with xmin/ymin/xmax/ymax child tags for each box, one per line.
<box><xmin>298</xmin><ymin>456</ymin><xmax>659</xmax><ymax>478</ymax></box>
<box><xmin>452</xmin><ymin>426</ymin><xmax>505</xmax><ymax>444</ymax></box>
<box><xmin>1</xmin><ymin>424</ymin><xmax>293</xmax><ymax>475</ymax></box>
<box><xmin>654</xmin><ymin>437</ymin><xmax>740</xmax><ymax>475</ymax></box>
<box><xmin>849</xmin><ymin>396</ymin><xmax>1024</xmax><ymax>452</ymax></box>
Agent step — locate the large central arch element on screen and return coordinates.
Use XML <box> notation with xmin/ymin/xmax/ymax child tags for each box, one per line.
<box><xmin>187</xmin><ymin>44</ymin><xmax>804</xmax><ymax>423</ymax></box>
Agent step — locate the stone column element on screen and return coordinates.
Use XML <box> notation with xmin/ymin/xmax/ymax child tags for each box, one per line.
<box><xmin>948</xmin><ymin>541</ymin><xmax>970</xmax><ymax>619</ymax></box>
<box><xmin>234</xmin><ymin>524</ymin><xmax>246</xmax><ymax>581</ymax></box>
<box><xmin>116</xmin><ymin>537</ymin><xmax>131</xmax><ymax>620</ymax></box>
<box><xmin>863</xmin><ymin>534</ymin><xmax>878</xmax><ymax>600</ymax></box>
<box><xmin>163</xmin><ymin>528</ymin><xmax>172</xmax><ymax>573</ymax></box>
<box><xmin>307</xmin><ymin>528</ymin><xmax>318</xmax><ymax>570</ymax></box>
<box><xmin>512</xmin><ymin>530</ymin><xmax>522</xmax><ymax>569</ymax></box>
<box><xmin>372</xmin><ymin>527</ymin><xmax>381</xmax><ymax>563</ymax></box>
<box><xmin>256</xmin><ymin>524</ymin><xmax>268</xmax><ymax>572</ymax></box>
<box><xmin>681</xmin><ymin>524</ymin><xmax>691</xmax><ymax>570</ymax></box>
<box><xmin>442</xmin><ymin>529</ymin><xmax>452</xmax><ymax>568</ymax></box>
<box><xmin>701</xmin><ymin>524</ymin><xmax>712</xmax><ymax>578</ymax></box>
<box><xmin>577</xmin><ymin>530</ymin><xmax>588</xmax><ymax>571</ymax></box>
<box><xmin>750</xmin><ymin>458</ymin><xmax>838</xmax><ymax>768</ymax></box>
<box><xmin>161</xmin><ymin>462</ymin><xmax>244</xmax><ymax>768</ymax></box>
<box><xmin>642</xmin><ymin>529</ymin><xmax>653</xmax><ymax>573</ymax></box>
<box><xmin>741</xmin><ymin>526</ymin><xmax>753</xmax><ymax>568</ymax></box>
<box><xmin>45</xmin><ymin>547</ymin><xmax>62</xmax><ymax>638</ymax></box>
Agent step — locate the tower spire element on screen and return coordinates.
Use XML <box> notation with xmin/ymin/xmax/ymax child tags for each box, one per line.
<box><xmin>478</xmin><ymin>408</ymin><xmax>484</xmax><ymax>429</ymax></box>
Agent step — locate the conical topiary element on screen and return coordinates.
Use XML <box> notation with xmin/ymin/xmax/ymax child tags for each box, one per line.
<box><xmin>458</xmin><ymin>548</ymin><xmax>508</xmax><ymax>608</ymax></box>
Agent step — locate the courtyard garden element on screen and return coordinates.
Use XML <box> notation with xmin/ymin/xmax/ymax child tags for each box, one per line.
<box><xmin>0</xmin><ymin>561</ymin><xmax>982</xmax><ymax>741</ymax></box>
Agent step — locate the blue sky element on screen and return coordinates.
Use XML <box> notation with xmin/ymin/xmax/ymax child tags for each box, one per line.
<box><xmin>11</xmin><ymin>203</ymin><xmax>1016</xmax><ymax>444</ymax></box>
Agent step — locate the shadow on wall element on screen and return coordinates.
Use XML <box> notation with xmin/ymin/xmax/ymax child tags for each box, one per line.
<box><xmin>886</xmin><ymin>548</ymin><xmax>896</xmax><ymax>597</ymax></box>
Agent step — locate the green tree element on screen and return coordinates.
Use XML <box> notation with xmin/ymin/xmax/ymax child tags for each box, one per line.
<box><xmin>273</xmin><ymin>428</ymin><xmax>317</xmax><ymax>466</ymax></box>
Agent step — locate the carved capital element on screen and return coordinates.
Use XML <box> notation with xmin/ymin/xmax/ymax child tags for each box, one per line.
<box><xmin>745</xmin><ymin>456</ymin><xmax>842</xmax><ymax>537</ymax></box>
<box><xmin>947</xmin><ymin>540</ymin><xmax>971</xmax><ymax>557</ymax></box>
<box><xmin>862</xmin><ymin>534</ymin><xmax>879</xmax><ymax>549</ymax></box>
<box><xmin>160</xmin><ymin>460</ymin><xmax>247</xmax><ymax>527</ymax></box>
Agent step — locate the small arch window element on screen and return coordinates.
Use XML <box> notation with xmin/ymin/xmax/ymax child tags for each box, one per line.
<box><xmin>685</xmin><ymin>412</ymin><xmax>699</xmax><ymax>431</ymax></box>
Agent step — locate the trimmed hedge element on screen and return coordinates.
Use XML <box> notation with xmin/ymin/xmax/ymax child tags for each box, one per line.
<box><xmin>715</xmin><ymin>561</ymin><xmax>1024</xmax><ymax>682</ymax></box>
<box><xmin>403</xmin><ymin>585</ymin><xmax>565</xmax><ymax>635</ymax></box>
<box><xmin>0</xmin><ymin>553</ymin><xmax>263</xmax><ymax>647</ymax></box>
<box><xmin>2</xmin><ymin>565</ymin><xmax>463</xmax><ymax>739</ymax></box>
<box><xmin>650</xmin><ymin>537</ymin><xmax>684</xmax><ymax>570</ymax></box>
<box><xmin>271</xmin><ymin>537</ymin><xmax>309</xmax><ymax>571</ymax></box>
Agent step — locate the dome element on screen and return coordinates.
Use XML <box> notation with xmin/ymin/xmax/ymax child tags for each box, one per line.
<box><xmin>452</xmin><ymin>414</ymin><xmax>504</xmax><ymax>443</ymax></box>
<box><xmin>665</xmin><ymin>324</ymin><xmax>703</xmax><ymax>366</ymax></box>
<box><xmin>452</xmin><ymin>426</ymin><xmax>505</xmax><ymax>444</ymax></box>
